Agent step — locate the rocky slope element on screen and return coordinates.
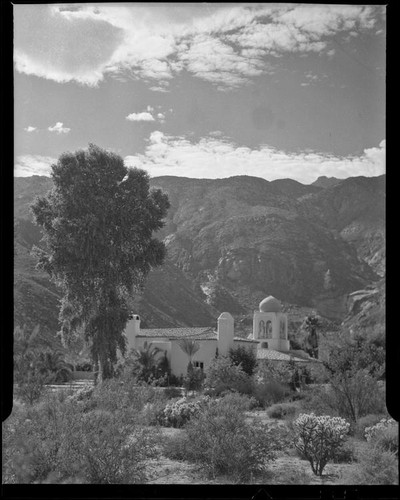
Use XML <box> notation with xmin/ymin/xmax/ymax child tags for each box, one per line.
<box><xmin>151</xmin><ymin>175</ymin><xmax>381</xmax><ymax>319</ymax></box>
<box><xmin>301</xmin><ymin>175</ymin><xmax>385</xmax><ymax>277</ymax></box>
<box><xmin>14</xmin><ymin>173</ymin><xmax>384</xmax><ymax>336</ymax></box>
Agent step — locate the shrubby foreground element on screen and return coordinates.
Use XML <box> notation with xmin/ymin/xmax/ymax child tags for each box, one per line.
<box><xmin>3</xmin><ymin>350</ymin><xmax>398</xmax><ymax>485</ymax></box>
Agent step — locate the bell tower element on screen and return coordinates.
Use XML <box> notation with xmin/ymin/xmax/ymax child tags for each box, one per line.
<box><xmin>253</xmin><ymin>296</ymin><xmax>289</xmax><ymax>351</ymax></box>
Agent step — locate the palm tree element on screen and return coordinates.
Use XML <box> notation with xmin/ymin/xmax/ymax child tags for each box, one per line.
<box><xmin>133</xmin><ymin>341</ymin><xmax>162</xmax><ymax>382</ymax></box>
<box><xmin>302</xmin><ymin>314</ymin><xmax>321</xmax><ymax>359</ymax></box>
<box><xmin>37</xmin><ymin>350</ymin><xmax>74</xmax><ymax>383</ymax></box>
<box><xmin>178</xmin><ymin>338</ymin><xmax>200</xmax><ymax>374</ymax></box>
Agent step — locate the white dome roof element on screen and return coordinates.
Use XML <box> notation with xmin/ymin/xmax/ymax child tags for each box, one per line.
<box><xmin>259</xmin><ymin>296</ymin><xmax>282</xmax><ymax>313</ymax></box>
<box><xmin>218</xmin><ymin>312</ymin><xmax>234</xmax><ymax>320</ymax></box>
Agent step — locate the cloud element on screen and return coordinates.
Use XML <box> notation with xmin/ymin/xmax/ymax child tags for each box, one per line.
<box><xmin>14</xmin><ymin>155</ymin><xmax>56</xmax><ymax>177</ymax></box>
<box><xmin>126</xmin><ymin>112</ymin><xmax>155</xmax><ymax>122</ymax></box>
<box><xmin>126</xmin><ymin>109</ymin><xmax>167</xmax><ymax>123</ymax></box>
<box><xmin>13</xmin><ymin>4</ymin><xmax>385</xmax><ymax>88</ymax></box>
<box><xmin>125</xmin><ymin>132</ymin><xmax>385</xmax><ymax>184</ymax></box>
<box><xmin>24</xmin><ymin>126</ymin><xmax>37</xmax><ymax>132</ymax></box>
<box><xmin>48</xmin><ymin>122</ymin><xmax>71</xmax><ymax>134</ymax></box>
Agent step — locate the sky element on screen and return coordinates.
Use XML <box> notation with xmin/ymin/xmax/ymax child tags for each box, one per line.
<box><xmin>14</xmin><ymin>3</ymin><xmax>386</xmax><ymax>184</ymax></box>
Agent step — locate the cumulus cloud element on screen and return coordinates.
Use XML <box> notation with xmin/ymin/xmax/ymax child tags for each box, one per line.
<box><xmin>48</xmin><ymin>122</ymin><xmax>71</xmax><ymax>134</ymax></box>
<box><xmin>126</xmin><ymin>112</ymin><xmax>155</xmax><ymax>122</ymax></box>
<box><xmin>126</xmin><ymin>109</ymin><xmax>167</xmax><ymax>123</ymax></box>
<box><xmin>13</xmin><ymin>4</ymin><xmax>385</xmax><ymax>88</ymax></box>
<box><xmin>14</xmin><ymin>155</ymin><xmax>56</xmax><ymax>177</ymax></box>
<box><xmin>125</xmin><ymin>132</ymin><xmax>385</xmax><ymax>184</ymax></box>
<box><xmin>24</xmin><ymin>126</ymin><xmax>37</xmax><ymax>132</ymax></box>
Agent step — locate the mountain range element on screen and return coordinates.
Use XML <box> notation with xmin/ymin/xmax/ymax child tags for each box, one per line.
<box><xmin>14</xmin><ymin>173</ymin><xmax>385</xmax><ymax>341</ymax></box>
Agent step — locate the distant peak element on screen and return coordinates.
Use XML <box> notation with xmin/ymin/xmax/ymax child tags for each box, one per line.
<box><xmin>311</xmin><ymin>176</ymin><xmax>342</xmax><ymax>188</ymax></box>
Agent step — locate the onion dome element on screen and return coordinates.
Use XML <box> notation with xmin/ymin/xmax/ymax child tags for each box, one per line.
<box><xmin>259</xmin><ymin>296</ymin><xmax>282</xmax><ymax>313</ymax></box>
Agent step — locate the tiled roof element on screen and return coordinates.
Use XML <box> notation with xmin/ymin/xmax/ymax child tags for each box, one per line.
<box><xmin>233</xmin><ymin>337</ymin><xmax>259</xmax><ymax>343</ymax></box>
<box><xmin>256</xmin><ymin>348</ymin><xmax>312</xmax><ymax>362</ymax></box>
<box><xmin>137</xmin><ymin>327</ymin><xmax>217</xmax><ymax>341</ymax></box>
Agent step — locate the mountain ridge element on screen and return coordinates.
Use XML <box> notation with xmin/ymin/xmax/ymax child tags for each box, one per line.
<box><xmin>13</xmin><ymin>173</ymin><xmax>385</xmax><ymax>337</ymax></box>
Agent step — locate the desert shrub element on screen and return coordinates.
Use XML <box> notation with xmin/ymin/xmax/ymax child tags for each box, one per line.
<box><xmin>162</xmin><ymin>431</ymin><xmax>190</xmax><ymax>461</ymax></box>
<box><xmin>2</xmin><ymin>391</ymin><xmax>160</xmax><ymax>484</ymax></box>
<box><xmin>329</xmin><ymin>370</ymin><xmax>385</xmax><ymax>423</ymax></box>
<box><xmin>183</xmin><ymin>399</ymin><xmax>278</xmax><ymax>481</ymax></box>
<box><xmin>2</xmin><ymin>394</ymin><xmax>81</xmax><ymax>483</ymax></box>
<box><xmin>229</xmin><ymin>345</ymin><xmax>257</xmax><ymax>376</ymax></box>
<box><xmin>331</xmin><ymin>438</ymin><xmax>357</xmax><ymax>464</ymax></box>
<box><xmin>365</xmin><ymin>418</ymin><xmax>398</xmax><ymax>455</ymax></box>
<box><xmin>62</xmin><ymin>409</ymin><xmax>159</xmax><ymax>483</ymax></box>
<box><xmin>343</xmin><ymin>447</ymin><xmax>399</xmax><ymax>485</ymax></box>
<box><xmin>293</xmin><ymin>413</ymin><xmax>350</xmax><ymax>476</ymax></box>
<box><xmin>14</xmin><ymin>371</ymin><xmax>47</xmax><ymax>406</ymax></box>
<box><xmin>204</xmin><ymin>356</ymin><xmax>253</xmax><ymax>396</ymax></box>
<box><xmin>267</xmin><ymin>403</ymin><xmax>297</xmax><ymax>419</ymax></box>
<box><xmin>156</xmin><ymin>396</ymin><xmax>212</xmax><ymax>428</ymax></box>
<box><xmin>183</xmin><ymin>367</ymin><xmax>205</xmax><ymax>392</ymax></box>
<box><xmin>299</xmin><ymin>386</ymin><xmax>339</xmax><ymax>416</ymax></box>
<box><xmin>141</xmin><ymin>398</ymin><xmax>169</xmax><ymax>426</ymax></box>
<box><xmin>256</xmin><ymin>360</ymin><xmax>294</xmax><ymax>386</ymax></box>
<box><xmin>252</xmin><ymin>380</ymin><xmax>290</xmax><ymax>408</ymax></box>
<box><xmin>215</xmin><ymin>392</ymin><xmax>258</xmax><ymax>412</ymax></box>
<box><xmin>323</xmin><ymin>340</ymin><xmax>386</xmax><ymax>423</ymax></box>
<box><xmin>354</xmin><ymin>413</ymin><xmax>388</xmax><ymax>439</ymax></box>
<box><xmin>164</xmin><ymin>386</ymin><xmax>183</xmax><ymax>399</ymax></box>
<box><xmin>90</xmin><ymin>378</ymin><xmax>161</xmax><ymax>422</ymax></box>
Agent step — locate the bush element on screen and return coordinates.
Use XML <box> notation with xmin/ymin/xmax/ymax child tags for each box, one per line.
<box><xmin>293</xmin><ymin>413</ymin><xmax>350</xmax><ymax>476</ymax></box>
<box><xmin>163</xmin><ymin>386</ymin><xmax>183</xmax><ymax>399</ymax></box>
<box><xmin>331</xmin><ymin>439</ymin><xmax>357</xmax><ymax>464</ymax></box>
<box><xmin>329</xmin><ymin>370</ymin><xmax>385</xmax><ymax>423</ymax></box>
<box><xmin>215</xmin><ymin>392</ymin><xmax>258</xmax><ymax>412</ymax></box>
<box><xmin>252</xmin><ymin>380</ymin><xmax>290</xmax><ymax>408</ymax></box>
<box><xmin>229</xmin><ymin>346</ymin><xmax>257</xmax><ymax>376</ymax></box>
<box><xmin>354</xmin><ymin>413</ymin><xmax>388</xmax><ymax>439</ymax></box>
<box><xmin>183</xmin><ymin>367</ymin><xmax>205</xmax><ymax>392</ymax></box>
<box><xmin>2</xmin><ymin>391</ymin><xmax>159</xmax><ymax>484</ymax></box>
<box><xmin>204</xmin><ymin>356</ymin><xmax>253</xmax><ymax>396</ymax></box>
<box><xmin>89</xmin><ymin>378</ymin><xmax>161</xmax><ymax>422</ymax></box>
<box><xmin>365</xmin><ymin>418</ymin><xmax>398</xmax><ymax>455</ymax></box>
<box><xmin>162</xmin><ymin>431</ymin><xmax>190</xmax><ymax>462</ymax></box>
<box><xmin>267</xmin><ymin>403</ymin><xmax>297</xmax><ymax>419</ymax></box>
<box><xmin>183</xmin><ymin>398</ymin><xmax>277</xmax><ymax>481</ymax></box>
<box><xmin>156</xmin><ymin>396</ymin><xmax>212</xmax><ymax>428</ymax></box>
<box><xmin>63</xmin><ymin>409</ymin><xmax>158</xmax><ymax>483</ymax></box>
<box><xmin>344</xmin><ymin>446</ymin><xmax>399</xmax><ymax>485</ymax></box>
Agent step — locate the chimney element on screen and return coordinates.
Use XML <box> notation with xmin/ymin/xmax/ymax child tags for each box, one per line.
<box><xmin>125</xmin><ymin>314</ymin><xmax>141</xmax><ymax>351</ymax></box>
<box><xmin>217</xmin><ymin>312</ymin><xmax>234</xmax><ymax>356</ymax></box>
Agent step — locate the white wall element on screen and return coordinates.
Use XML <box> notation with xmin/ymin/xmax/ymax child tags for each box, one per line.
<box><xmin>170</xmin><ymin>339</ymin><xmax>218</xmax><ymax>377</ymax></box>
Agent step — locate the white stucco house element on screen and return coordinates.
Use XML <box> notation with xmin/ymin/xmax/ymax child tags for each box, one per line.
<box><xmin>124</xmin><ymin>295</ymin><xmax>313</xmax><ymax>377</ymax></box>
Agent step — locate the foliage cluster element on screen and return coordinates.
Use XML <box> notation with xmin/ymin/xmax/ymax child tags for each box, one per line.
<box><xmin>155</xmin><ymin>395</ymin><xmax>212</xmax><ymax>428</ymax></box>
<box><xmin>14</xmin><ymin>325</ymin><xmax>73</xmax><ymax>405</ymax></box>
<box><xmin>364</xmin><ymin>418</ymin><xmax>398</xmax><ymax>455</ymax></box>
<box><xmin>342</xmin><ymin>445</ymin><xmax>398</xmax><ymax>485</ymax></box>
<box><xmin>229</xmin><ymin>345</ymin><xmax>257</xmax><ymax>376</ymax></box>
<box><xmin>204</xmin><ymin>356</ymin><xmax>253</xmax><ymax>396</ymax></box>
<box><xmin>3</xmin><ymin>388</ymin><xmax>158</xmax><ymax>484</ymax></box>
<box><xmin>293</xmin><ymin>413</ymin><xmax>350</xmax><ymax>476</ymax></box>
<box><xmin>163</xmin><ymin>394</ymin><xmax>278</xmax><ymax>482</ymax></box>
<box><xmin>267</xmin><ymin>402</ymin><xmax>297</xmax><ymax>419</ymax></box>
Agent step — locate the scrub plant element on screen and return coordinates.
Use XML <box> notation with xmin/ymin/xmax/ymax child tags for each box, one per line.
<box><xmin>293</xmin><ymin>413</ymin><xmax>350</xmax><ymax>476</ymax></box>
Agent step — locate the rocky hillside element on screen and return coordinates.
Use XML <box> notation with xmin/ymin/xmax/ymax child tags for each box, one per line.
<box><xmin>14</xmin><ymin>173</ymin><xmax>384</xmax><ymax>337</ymax></box>
<box><xmin>301</xmin><ymin>175</ymin><xmax>385</xmax><ymax>277</ymax></box>
<box><xmin>151</xmin><ymin>175</ymin><xmax>381</xmax><ymax>319</ymax></box>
